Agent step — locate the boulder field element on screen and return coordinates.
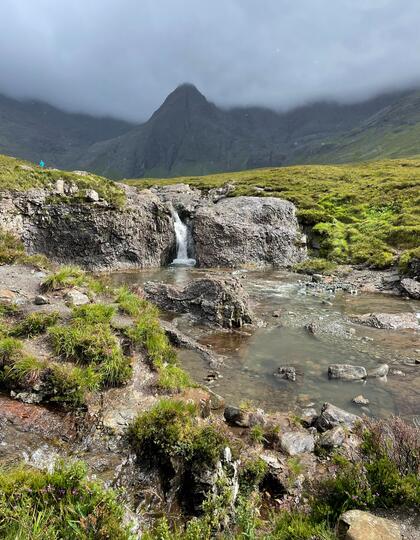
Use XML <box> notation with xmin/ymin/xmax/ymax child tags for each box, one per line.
<box><xmin>0</xmin><ymin>180</ymin><xmax>306</xmax><ymax>270</ymax></box>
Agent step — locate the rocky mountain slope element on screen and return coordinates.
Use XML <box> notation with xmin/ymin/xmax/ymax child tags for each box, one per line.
<box><xmin>1</xmin><ymin>85</ymin><xmax>420</xmax><ymax>178</ymax></box>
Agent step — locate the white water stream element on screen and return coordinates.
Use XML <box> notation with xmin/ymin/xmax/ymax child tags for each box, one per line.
<box><xmin>171</xmin><ymin>208</ymin><xmax>196</xmax><ymax>266</ymax></box>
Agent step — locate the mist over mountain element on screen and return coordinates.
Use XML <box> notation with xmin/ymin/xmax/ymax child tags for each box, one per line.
<box><xmin>1</xmin><ymin>84</ymin><xmax>419</xmax><ymax>178</ymax></box>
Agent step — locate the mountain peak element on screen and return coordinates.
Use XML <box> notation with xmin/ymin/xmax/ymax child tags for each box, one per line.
<box><xmin>149</xmin><ymin>83</ymin><xmax>215</xmax><ymax>123</ymax></box>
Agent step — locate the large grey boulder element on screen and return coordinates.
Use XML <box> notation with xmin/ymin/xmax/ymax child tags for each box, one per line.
<box><xmin>328</xmin><ymin>364</ymin><xmax>367</xmax><ymax>381</ymax></box>
<box><xmin>400</xmin><ymin>278</ymin><xmax>420</xmax><ymax>300</ymax></box>
<box><xmin>351</xmin><ymin>312</ymin><xmax>418</xmax><ymax>331</ymax></box>
<box><xmin>193</xmin><ymin>196</ymin><xmax>306</xmax><ymax>268</ymax></box>
<box><xmin>280</xmin><ymin>432</ymin><xmax>315</xmax><ymax>455</ymax></box>
<box><xmin>337</xmin><ymin>510</ymin><xmax>401</xmax><ymax>540</ymax></box>
<box><xmin>144</xmin><ymin>275</ymin><xmax>253</xmax><ymax>328</ymax></box>
<box><xmin>315</xmin><ymin>403</ymin><xmax>361</xmax><ymax>432</ymax></box>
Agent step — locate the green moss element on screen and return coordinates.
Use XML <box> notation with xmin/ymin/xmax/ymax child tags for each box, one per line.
<box><xmin>0</xmin><ymin>228</ymin><xmax>50</xmax><ymax>269</ymax></box>
<box><xmin>238</xmin><ymin>457</ymin><xmax>268</xmax><ymax>496</ymax></box>
<box><xmin>0</xmin><ymin>460</ymin><xmax>132</xmax><ymax>539</ymax></box>
<box><xmin>293</xmin><ymin>258</ymin><xmax>337</xmax><ymax>275</ymax></box>
<box><xmin>399</xmin><ymin>246</ymin><xmax>420</xmax><ymax>275</ymax></box>
<box><xmin>9</xmin><ymin>311</ymin><xmax>59</xmax><ymax>338</ymax></box>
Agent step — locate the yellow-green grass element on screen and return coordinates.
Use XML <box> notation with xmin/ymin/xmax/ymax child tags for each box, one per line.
<box><xmin>126</xmin><ymin>158</ymin><xmax>420</xmax><ymax>268</ymax></box>
<box><xmin>0</xmin><ymin>154</ymin><xmax>125</xmax><ymax>207</ymax></box>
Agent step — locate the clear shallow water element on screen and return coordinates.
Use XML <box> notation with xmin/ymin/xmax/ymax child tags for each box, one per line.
<box><xmin>110</xmin><ymin>268</ymin><xmax>420</xmax><ymax>422</ymax></box>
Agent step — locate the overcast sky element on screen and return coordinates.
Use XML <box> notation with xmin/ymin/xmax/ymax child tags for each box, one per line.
<box><xmin>1</xmin><ymin>0</ymin><xmax>420</xmax><ymax>122</ymax></box>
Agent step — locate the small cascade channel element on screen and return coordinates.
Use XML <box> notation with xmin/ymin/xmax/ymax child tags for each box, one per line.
<box><xmin>170</xmin><ymin>208</ymin><xmax>196</xmax><ymax>267</ymax></box>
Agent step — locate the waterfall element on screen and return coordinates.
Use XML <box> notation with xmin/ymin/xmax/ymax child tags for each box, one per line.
<box><xmin>171</xmin><ymin>208</ymin><xmax>196</xmax><ymax>266</ymax></box>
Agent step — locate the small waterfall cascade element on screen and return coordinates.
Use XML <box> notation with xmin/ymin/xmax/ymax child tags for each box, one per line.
<box><xmin>171</xmin><ymin>208</ymin><xmax>196</xmax><ymax>266</ymax></box>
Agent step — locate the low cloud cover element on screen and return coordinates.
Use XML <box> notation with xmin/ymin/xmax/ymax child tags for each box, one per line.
<box><xmin>1</xmin><ymin>0</ymin><xmax>420</xmax><ymax>121</ymax></box>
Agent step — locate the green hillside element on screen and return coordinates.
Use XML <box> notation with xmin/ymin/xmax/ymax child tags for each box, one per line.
<box><xmin>126</xmin><ymin>158</ymin><xmax>420</xmax><ymax>269</ymax></box>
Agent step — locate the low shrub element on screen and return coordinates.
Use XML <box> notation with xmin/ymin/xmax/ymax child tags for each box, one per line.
<box><xmin>0</xmin><ymin>460</ymin><xmax>132</xmax><ymax>539</ymax></box>
<box><xmin>41</xmin><ymin>265</ymin><xmax>86</xmax><ymax>291</ymax></box>
<box><xmin>238</xmin><ymin>457</ymin><xmax>268</xmax><ymax>496</ymax></box>
<box><xmin>48</xmin><ymin>364</ymin><xmax>101</xmax><ymax>407</ymax></box>
<box><xmin>10</xmin><ymin>311</ymin><xmax>59</xmax><ymax>338</ymax></box>
<box><xmin>0</xmin><ymin>337</ymin><xmax>23</xmax><ymax>364</ymax></box>
<box><xmin>293</xmin><ymin>258</ymin><xmax>337</xmax><ymax>275</ymax></box>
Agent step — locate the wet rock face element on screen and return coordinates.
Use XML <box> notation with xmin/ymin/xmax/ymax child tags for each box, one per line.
<box><xmin>193</xmin><ymin>196</ymin><xmax>307</xmax><ymax>268</ymax></box>
<box><xmin>351</xmin><ymin>312</ymin><xmax>418</xmax><ymax>331</ymax></box>
<box><xmin>0</xmin><ymin>186</ymin><xmax>175</xmax><ymax>270</ymax></box>
<box><xmin>144</xmin><ymin>275</ymin><xmax>254</xmax><ymax>328</ymax></box>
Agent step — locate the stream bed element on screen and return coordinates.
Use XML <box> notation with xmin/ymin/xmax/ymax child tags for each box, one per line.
<box><xmin>111</xmin><ymin>268</ymin><xmax>420</xmax><ymax>423</ymax></box>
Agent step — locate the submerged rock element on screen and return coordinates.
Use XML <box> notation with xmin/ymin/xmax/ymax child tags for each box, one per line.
<box><xmin>275</xmin><ymin>366</ymin><xmax>297</xmax><ymax>381</ymax></box>
<box><xmin>351</xmin><ymin>312</ymin><xmax>418</xmax><ymax>331</ymax></box>
<box><xmin>193</xmin><ymin>196</ymin><xmax>306</xmax><ymax>268</ymax></box>
<box><xmin>367</xmin><ymin>364</ymin><xmax>389</xmax><ymax>378</ymax></box>
<box><xmin>328</xmin><ymin>364</ymin><xmax>367</xmax><ymax>381</ymax></box>
<box><xmin>315</xmin><ymin>403</ymin><xmax>361</xmax><ymax>432</ymax></box>
<box><xmin>352</xmin><ymin>395</ymin><xmax>370</xmax><ymax>405</ymax></box>
<box><xmin>337</xmin><ymin>510</ymin><xmax>401</xmax><ymax>540</ymax></box>
<box><xmin>144</xmin><ymin>275</ymin><xmax>254</xmax><ymax>328</ymax></box>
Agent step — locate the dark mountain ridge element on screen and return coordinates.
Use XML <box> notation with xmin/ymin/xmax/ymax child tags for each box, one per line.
<box><xmin>1</xmin><ymin>84</ymin><xmax>419</xmax><ymax>178</ymax></box>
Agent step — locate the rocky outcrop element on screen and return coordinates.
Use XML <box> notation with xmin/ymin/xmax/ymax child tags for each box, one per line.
<box><xmin>337</xmin><ymin>510</ymin><xmax>401</xmax><ymax>540</ymax></box>
<box><xmin>400</xmin><ymin>278</ymin><xmax>420</xmax><ymax>300</ymax></box>
<box><xmin>351</xmin><ymin>312</ymin><xmax>418</xmax><ymax>331</ymax></box>
<box><xmin>0</xmin><ymin>184</ymin><xmax>175</xmax><ymax>270</ymax></box>
<box><xmin>280</xmin><ymin>432</ymin><xmax>315</xmax><ymax>455</ymax></box>
<box><xmin>144</xmin><ymin>275</ymin><xmax>254</xmax><ymax>328</ymax></box>
<box><xmin>315</xmin><ymin>403</ymin><xmax>361</xmax><ymax>432</ymax></box>
<box><xmin>193</xmin><ymin>196</ymin><xmax>306</xmax><ymax>268</ymax></box>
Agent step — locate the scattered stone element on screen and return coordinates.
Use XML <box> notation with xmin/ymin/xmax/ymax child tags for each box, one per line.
<box><xmin>300</xmin><ymin>408</ymin><xmax>318</xmax><ymax>427</ymax></box>
<box><xmin>272</xmin><ymin>310</ymin><xmax>282</xmax><ymax>318</ymax></box>
<box><xmin>318</xmin><ymin>426</ymin><xmax>346</xmax><ymax>449</ymax></box>
<box><xmin>85</xmin><ymin>189</ymin><xmax>99</xmax><ymax>202</ymax></box>
<box><xmin>205</xmin><ymin>388</ymin><xmax>225</xmax><ymax>410</ymax></box>
<box><xmin>351</xmin><ymin>312</ymin><xmax>418</xmax><ymax>331</ymax></box>
<box><xmin>305</xmin><ymin>322</ymin><xmax>317</xmax><ymax>335</ymax></box>
<box><xmin>390</xmin><ymin>369</ymin><xmax>405</xmax><ymax>377</ymax></box>
<box><xmin>0</xmin><ymin>289</ymin><xmax>16</xmax><ymax>301</ymax></box>
<box><xmin>275</xmin><ymin>366</ymin><xmax>296</xmax><ymax>381</ymax></box>
<box><xmin>280</xmin><ymin>431</ymin><xmax>315</xmax><ymax>455</ymax></box>
<box><xmin>367</xmin><ymin>364</ymin><xmax>389</xmax><ymax>378</ymax></box>
<box><xmin>64</xmin><ymin>290</ymin><xmax>90</xmax><ymax>306</ymax></box>
<box><xmin>315</xmin><ymin>403</ymin><xmax>361</xmax><ymax>432</ymax></box>
<box><xmin>144</xmin><ymin>275</ymin><xmax>254</xmax><ymax>328</ymax></box>
<box><xmin>224</xmin><ymin>406</ymin><xmax>251</xmax><ymax>427</ymax></box>
<box><xmin>352</xmin><ymin>395</ymin><xmax>369</xmax><ymax>405</ymax></box>
<box><xmin>11</xmin><ymin>391</ymin><xmax>44</xmax><ymax>405</ymax></box>
<box><xmin>337</xmin><ymin>510</ymin><xmax>401</xmax><ymax>540</ymax></box>
<box><xmin>400</xmin><ymin>278</ymin><xmax>420</xmax><ymax>300</ymax></box>
<box><xmin>328</xmin><ymin>364</ymin><xmax>367</xmax><ymax>381</ymax></box>
<box><xmin>312</xmin><ymin>274</ymin><xmax>324</xmax><ymax>283</ymax></box>
<box><xmin>55</xmin><ymin>179</ymin><xmax>65</xmax><ymax>195</ymax></box>
<box><xmin>34</xmin><ymin>295</ymin><xmax>50</xmax><ymax>305</ymax></box>
<box><xmin>223</xmin><ymin>406</ymin><xmax>265</xmax><ymax>428</ymax></box>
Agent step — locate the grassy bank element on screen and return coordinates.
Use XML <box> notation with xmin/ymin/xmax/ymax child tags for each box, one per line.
<box><xmin>126</xmin><ymin>158</ymin><xmax>420</xmax><ymax>268</ymax></box>
<box><xmin>0</xmin><ymin>154</ymin><xmax>125</xmax><ymax>207</ymax></box>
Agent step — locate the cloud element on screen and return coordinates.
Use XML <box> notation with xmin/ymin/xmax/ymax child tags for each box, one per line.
<box><xmin>0</xmin><ymin>0</ymin><xmax>419</xmax><ymax>121</ymax></box>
